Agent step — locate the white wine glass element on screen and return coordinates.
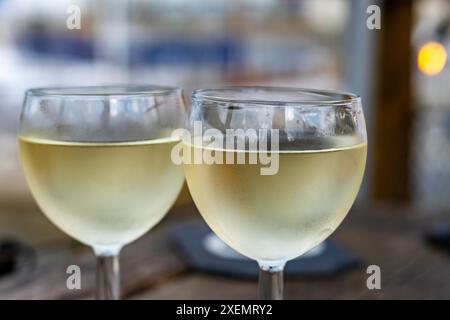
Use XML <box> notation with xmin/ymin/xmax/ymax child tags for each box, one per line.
<box><xmin>19</xmin><ymin>85</ymin><xmax>186</xmax><ymax>299</ymax></box>
<box><xmin>184</xmin><ymin>87</ymin><xmax>367</xmax><ymax>299</ymax></box>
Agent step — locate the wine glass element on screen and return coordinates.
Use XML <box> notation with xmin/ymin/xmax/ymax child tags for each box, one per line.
<box><xmin>18</xmin><ymin>85</ymin><xmax>185</xmax><ymax>299</ymax></box>
<box><xmin>184</xmin><ymin>87</ymin><xmax>367</xmax><ymax>299</ymax></box>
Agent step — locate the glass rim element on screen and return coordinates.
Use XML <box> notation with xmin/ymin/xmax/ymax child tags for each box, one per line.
<box><xmin>25</xmin><ymin>84</ymin><xmax>182</xmax><ymax>98</ymax></box>
<box><xmin>192</xmin><ymin>86</ymin><xmax>361</xmax><ymax>107</ymax></box>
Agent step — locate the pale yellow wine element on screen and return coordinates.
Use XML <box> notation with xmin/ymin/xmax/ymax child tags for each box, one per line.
<box><xmin>184</xmin><ymin>143</ymin><xmax>367</xmax><ymax>262</ymax></box>
<box><xmin>19</xmin><ymin>136</ymin><xmax>184</xmax><ymax>247</ymax></box>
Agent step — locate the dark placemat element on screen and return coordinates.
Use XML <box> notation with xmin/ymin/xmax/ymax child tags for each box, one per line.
<box><xmin>425</xmin><ymin>219</ymin><xmax>450</xmax><ymax>253</ymax></box>
<box><xmin>0</xmin><ymin>238</ymin><xmax>35</xmax><ymax>279</ymax></box>
<box><xmin>171</xmin><ymin>222</ymin><xmax>361</xmax><ymax>279</ymax></box>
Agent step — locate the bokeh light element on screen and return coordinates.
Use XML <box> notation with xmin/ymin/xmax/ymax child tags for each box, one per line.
<box><xmin>418</xmin><ymin>41</ymin><xmax>448</xmax><ymax>76</ymax></box>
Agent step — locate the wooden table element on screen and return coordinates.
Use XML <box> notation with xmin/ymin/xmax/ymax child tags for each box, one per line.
<box><xmin>0</xmin><ymin>203</ymin><xmax>449</xmax><ymax>300</ymax></box>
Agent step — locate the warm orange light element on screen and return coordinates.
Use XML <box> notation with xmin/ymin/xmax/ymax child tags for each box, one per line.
<box><xmin>418</xmin><ymin>42</ymin><xmax>447</xmax><ymax>76</ymax></box>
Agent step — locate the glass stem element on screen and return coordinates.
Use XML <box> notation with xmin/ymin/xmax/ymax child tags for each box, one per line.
<box><xmin>94</xmin><ymin>246</ymin><xmax>121</xmax><ymax>300</ymax></box>
<box><xmin>258</xmin><ymin>261</ymin><xmax>285</xmax><ymax>300</ymax></box>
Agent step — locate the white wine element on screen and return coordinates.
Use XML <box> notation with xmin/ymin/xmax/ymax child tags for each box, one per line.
<box><xmin>19</xmin><ymin>136</ymin><xmax>184</xmax><ymax>247</ymax></box>
<box><xmin>184</xmin><ymin>142</ymin><xmax>366</xmax><ymax>262</ymax></box>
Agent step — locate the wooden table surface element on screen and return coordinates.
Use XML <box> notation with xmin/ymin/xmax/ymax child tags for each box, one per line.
<box><xmin>0</xmin><ymin>203</ymin><xmax>449</xmax><ymax>300</ymax></box>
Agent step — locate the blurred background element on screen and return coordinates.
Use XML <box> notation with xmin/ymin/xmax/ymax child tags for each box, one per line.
<box><xmin>1</xmin><ymin>0</ymin><xmax>450</xmax><ymax>299</ymax></box>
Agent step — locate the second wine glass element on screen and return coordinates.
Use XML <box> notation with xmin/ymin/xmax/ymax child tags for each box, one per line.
<box><xmin>184</xmin><ymin>86</ymin><xmax>367</xmax><ymax>299</ymax></box>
